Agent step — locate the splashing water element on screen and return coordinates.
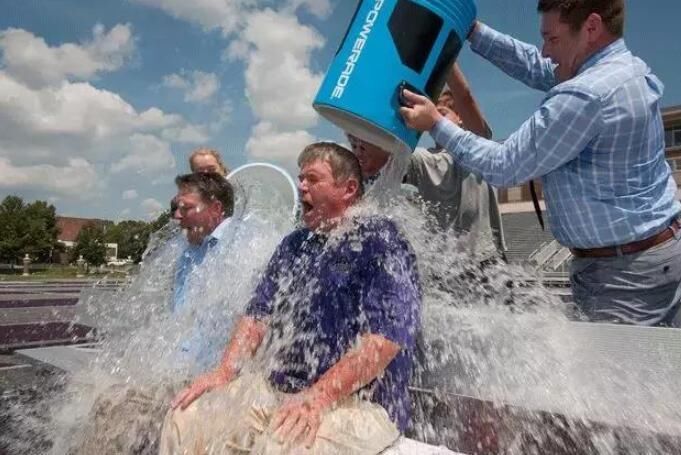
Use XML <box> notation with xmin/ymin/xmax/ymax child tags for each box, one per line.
<box><xmin>4</xmin><ymin>153</ymin><xmax>681</xmax><ymax>454</ymax></box>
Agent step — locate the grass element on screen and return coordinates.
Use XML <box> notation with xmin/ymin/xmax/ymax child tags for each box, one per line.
<box><xmin>0</xmin><ymin>265</ymin><xmax>128</xmax><ymax>281</ymax></box>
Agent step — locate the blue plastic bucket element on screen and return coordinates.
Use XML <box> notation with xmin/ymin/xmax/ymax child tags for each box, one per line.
<box><xmin>313</xmin><ymin>0</ymin><xmax>476</xmax><ymax>152</ymax></box>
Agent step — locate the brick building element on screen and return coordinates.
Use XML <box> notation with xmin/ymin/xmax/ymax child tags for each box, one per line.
<box><xmin>56</xmin><ymin>216</ymin><xmax>118</xmax><ymax>264</ymax></box>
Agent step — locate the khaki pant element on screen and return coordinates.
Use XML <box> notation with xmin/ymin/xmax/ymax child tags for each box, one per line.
<box><xmin>158</xmin><ymin>374</ymin><xmax>399</xmax><ymax>455</ymax></box>
<box><xmin>73</xmin><ymin>383</ymin><xmax>181</xmax><ymax>455</ymax></box>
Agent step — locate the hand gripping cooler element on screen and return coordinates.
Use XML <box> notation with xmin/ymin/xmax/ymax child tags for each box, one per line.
<box><xmin>313</xmin><ymin>0</ymin><xmax>476</xmax><ymax>153</ymax></box>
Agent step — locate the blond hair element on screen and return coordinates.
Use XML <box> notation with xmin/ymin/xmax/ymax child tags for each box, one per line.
<box><xmin>189</xmin><ymin>148</ymin><xmax>229</xmax><ymax>176</ymax></box>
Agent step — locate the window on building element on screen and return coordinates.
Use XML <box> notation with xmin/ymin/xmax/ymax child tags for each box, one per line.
<box><xmin>666</xmin><ymin>126</ymin><xmax>681</xmax><ymax>148</ymax></box>
<box><xmin>507</xmin><ymin>186</ymin><xmax>522</xmax><ymax>202</ymax></box>
<box><xmin>668</xmin><ymin>158</ymin><xmax>681</xmax><ymax>172</ymax></box>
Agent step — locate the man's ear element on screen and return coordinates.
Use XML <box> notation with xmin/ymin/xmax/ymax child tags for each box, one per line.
<box><xmin>585</xmin><ymin>12</ymin><xmax>604</xmax><ymax>41</ymax></box>
<box><xmin>209</xmin><ymin>199</ymin><xmax>224</xmax><ymax>218</ymax></box>
<box><xmin>343</xmin><ymin>178</ymin><xmax>360</xmax><ymax>202</ymax></box>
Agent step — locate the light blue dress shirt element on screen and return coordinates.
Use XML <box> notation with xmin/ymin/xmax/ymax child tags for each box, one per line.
<box><xmin>431</xmin><ymin>23</ymin><xmax>680</xmax><ymax>249</ymax></box>
<box><xmin>171</xmin><ymin>218</ymin><xmax>233</xmax><ymax>368</ymax></box>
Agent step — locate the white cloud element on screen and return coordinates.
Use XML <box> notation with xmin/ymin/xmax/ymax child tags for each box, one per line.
<box><xmin>162</xmin><ymin>70</ymin><xmax>220</xmax><ymax>104</ymax></box>
<box><xmin>131</xmin><ymin>2</ymin><xmax>336</xmax><ymax>169</ymax></box>
<box><xmin>230</xmin><ymin>9</ymin><xmax>324</xmax><ymax>129</ymax></box>
<box><xmin>131</xmin><ymin>0</ymin><xmax>329</xmax><ymax>36</ymax></box>
<box><xmin>1</xmin><ymin>75</ymin><xmax>172</xmax><ymax>153</ymax></box>
<box><xmin>0</xmin><ymin>26</ymin><xmax>211</xmax><ymax>213</ymax></box>
<box><xmin>226</xmin><ymin>9</ymin><xmax>325</xmax><ymax>168</ymax></box>
<box><xmin>0</xmin><ymin>157</ymin><xmax>99</xmax><ymax>197</ymax></box>
<box><xmin>122</xmin><ymin>189</ymin><xmax>138</xmax><ymax>200</ymax></box>
<box><xmin>141</xmin><ymin>198</ymin><xmax>165</xmax><ymax>219</ymax></box>
<box><xmin>246</xmin><ymin>122</ymin><xmax>316</xmax><ymax>165</ymax></box>
<box><xmin>209</xmin><ymin>100</ymin><xmax>233</xmax><ymax>133</ymax></box>
<box><xmin>283</xmin><ymin>0</ymin><xmax>333</xmax><ymax>19</ymax></box>
<box><xmin>112</xmin><ymin>134</ymin><xmax>176</xmax><ymax>176</ymax></box>
<box><xmin>0</xmin><ymin>24</ymin><xmax>135</xmax><ymax>89</ymax></box>
<box><xmin>131</xmin><ymin>0</ymin><xmax>252</xmax><ymax>36</ymax></box>
<box><xmin>161</xmin><ymin>124</ymin><xmax>210</xmax><ymax>143</ymax></box>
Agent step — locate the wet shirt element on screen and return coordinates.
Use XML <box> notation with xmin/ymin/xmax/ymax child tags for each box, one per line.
<box><xmin>405</xmin><ymin>147</ymin><xmax>506</xmax><ymax>259</ymax></box>
<box><xmin>172</xmin><ymin>218</ymin><xmax>232</xmax><ymax>312</ymax></box>
<box><xmin>246</xmin><ymin>217</ymin><xmax>421</xmax><ymax>432</ymax></box>
<box><xmin>172</xmin><ymin>218</ymin><xmax>233</xmax><ymax>368</ymax></box>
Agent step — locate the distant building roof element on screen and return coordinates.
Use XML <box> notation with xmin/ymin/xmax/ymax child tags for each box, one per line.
<box><xmin>56</xmin><ymin>217</ymin><xmax>111</xmax><ymax>242</ymax></box>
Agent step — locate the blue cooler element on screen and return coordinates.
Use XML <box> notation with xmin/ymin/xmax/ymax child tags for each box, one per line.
<box><xmin>313</xmin><ymin>0</ymin><xmax>476</xmax><ymax>153</ymax></box>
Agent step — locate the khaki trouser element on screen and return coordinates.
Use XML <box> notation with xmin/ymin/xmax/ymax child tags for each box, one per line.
<box><xmin>73</xmin><ymin>383</ymin><xmax>181</xmax><ymax>455</ymax></box>
<box><xmin>158</xmin><ymin>374</ymin><xmax>400</xmax><ymax>455</ymax></box>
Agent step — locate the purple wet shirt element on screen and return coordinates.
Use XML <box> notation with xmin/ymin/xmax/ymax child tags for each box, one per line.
<box><xmin>246</xmin><ymin>216</ymin><xmax>421</xmax><ymax>432</ymax></box>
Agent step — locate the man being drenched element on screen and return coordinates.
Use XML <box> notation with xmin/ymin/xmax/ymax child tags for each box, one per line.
<box><xmin>158</xmin><ymin>142</ymin><xmax>422</xmax><ymax>454</ymax></box>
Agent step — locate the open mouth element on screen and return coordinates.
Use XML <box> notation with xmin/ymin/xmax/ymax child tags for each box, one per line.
<box><xmin>301</xmin><ymin>200</ymin><xmax>313</xmax><ymax>213</ymax></box>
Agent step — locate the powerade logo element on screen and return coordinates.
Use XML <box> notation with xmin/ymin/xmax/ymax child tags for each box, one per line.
<box><xmin>331</xmin><ymin>0</ymin><xmax>385</xmax><ymax>99</ymax></box>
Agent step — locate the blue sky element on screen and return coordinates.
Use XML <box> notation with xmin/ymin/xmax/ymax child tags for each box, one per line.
<box><xmin>1</xmin><ymin>0</ymin><xmax>679</xmax><ymax>220</ymax></box>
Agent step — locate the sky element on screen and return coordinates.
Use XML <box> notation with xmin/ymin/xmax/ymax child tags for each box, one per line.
<box><xmin>1</xmin><ymin>0</ymin><xmax>680</xmax><ymax>221</ymax></box>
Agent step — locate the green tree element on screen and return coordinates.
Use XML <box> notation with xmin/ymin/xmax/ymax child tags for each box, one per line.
<box><xmin>105</xmin><ymin>220</ymin><xmax>151</xmax><ymax>263</ymax></box>
<box><xmin>23</xmin><ymin>200</ymin><xmax>60</xmax><ymax>262</ymax></box>
<box><xmin>149</xmin><ymin>210</ymin><xmax>172</xmax><ymax>232</ymax></box>
<box><xmin>0</xmin><ymin>195</ymin><xmax>25</xmax><ymax>263</ymax></box>
<box><xmin>70</xmin><ymin>223</ymin><xmax>107</xmax><ymax>266</ymax></box>
<box><xmin>0</xmin><ymin>196</ymin><xmax>62</xmax><ymax>264</ymax></box>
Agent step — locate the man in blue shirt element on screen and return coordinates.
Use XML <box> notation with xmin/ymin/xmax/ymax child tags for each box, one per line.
<box><xmin>170</xmin><ymin>172</ymin><xmax>238</xmax><ymax>370</ymax></box>
<box><xmin>399</xmin><ymin>0</ymin><xmax>681</xmax><ymax>326</ymax></box>
<box><xmin>160</xmin><ymin>142</ymin><xmax>421</xmax><ymax>455</ymax></box>
<box><xmin>74</xmin><ymin>172</ymin><xmax>237</xmax><ymax>455</ymax></box>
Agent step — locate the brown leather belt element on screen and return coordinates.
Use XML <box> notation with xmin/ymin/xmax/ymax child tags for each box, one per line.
<box><xmin>571</xmin><ymin>218</ymin><xmax>681</xmax><ymax>258</ymax></box>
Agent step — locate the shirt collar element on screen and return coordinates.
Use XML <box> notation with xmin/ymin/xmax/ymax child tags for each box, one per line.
<box><xmin>206</xmin><ymin>216</ymin><xmax>232</xmax><ymax>244</ymax></box>
<box><xmin>578</xmin><ymin>38</ymin><xmax>627</xmax><ymax>75</ymax></box>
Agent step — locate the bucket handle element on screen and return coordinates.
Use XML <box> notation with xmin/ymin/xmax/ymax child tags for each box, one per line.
<box><xmin>397</xmin><ymin>80</ymin><xmax>429</xmax><ymax>108</ymax></box>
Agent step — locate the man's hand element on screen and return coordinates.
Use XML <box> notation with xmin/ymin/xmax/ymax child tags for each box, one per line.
<box><xmin>171</xmin><ymin>369</ymin><xmax>233</xmax><ymax>410</ymax></box>
<box><xmin>399</xmin><ymin>89</ymin><xmax>443</xmax><ymax>132</ymax></box>
<box><xmin>270</xmin><ymin>390</ymin><xmax>333</xmax><ymax>448</ymax></box>
<box><xmin>468</xmin><ymin>20</ymin><xmax>480</xmax><ymax>40</ymax></box>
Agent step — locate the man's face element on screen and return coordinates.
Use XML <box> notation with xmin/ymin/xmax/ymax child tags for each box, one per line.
<box><xmin>298</xmin><ymin>159</ymin><xmax>355</xmax><ymax>231</ymax></box>
<box><xmin>191</xmin><ymin>154</ymin><xmax>222</xmax><ymax>175</ymax></box>
<box><xmin>173</xmin><ymin>187</ymin><xmax>221</xmax><ymax>245</ymax></box>
<box><xmin>347</xmin><ymin>135</ymin><xmax>390</xmax><ymax>179</ymax></box>
<box><xmin>540</xmin><ymin>11</ymin><xmax>590</xmax><ymax>82</ymax></box>
<box><xmin>435</xmin><ymin>94</ymin><xmax>462</xmax><ymax>125</ymax></box>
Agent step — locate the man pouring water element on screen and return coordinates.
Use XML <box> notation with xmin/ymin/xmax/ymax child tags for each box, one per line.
<box><xmin>399</xmin><ymin>0</ymin><xmax>681</xmax><ymax>327</ymax></box>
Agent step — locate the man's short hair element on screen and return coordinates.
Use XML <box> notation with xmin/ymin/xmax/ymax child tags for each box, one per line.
<box><xmin>537</xmin><ymin>0</ymin><xmax>624</xmax><ymax>37</ymax></box>
<box><xmin>298</xmin><ymin>142</ymin><xmax>364</xmax><ymax>197</ymax></box>
<box><xmin>189</xmin><ymin>148</ymin><xmax>230</xmax><ymax>176</ymax></box>
<box><xmin>175</xmin><ymin>172</ymin><xmax>234</xmax><ymax>217</ymax></box>
<box><xmin>436</xmin><ymin>89</ymin><xmax>455</xmax><ymax>109</ymax></box>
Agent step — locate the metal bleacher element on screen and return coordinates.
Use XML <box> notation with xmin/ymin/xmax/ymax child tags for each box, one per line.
<box><xmin>502</xmin><ymin>211</ymin><xmax>572</xmax><ymax>274</ymax></box>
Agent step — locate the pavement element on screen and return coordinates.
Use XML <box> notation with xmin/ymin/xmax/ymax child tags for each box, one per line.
<box><xmin>0</xmin><ymin>279</ymin><xmax>125</xmax><ymax>455</ymax></box>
